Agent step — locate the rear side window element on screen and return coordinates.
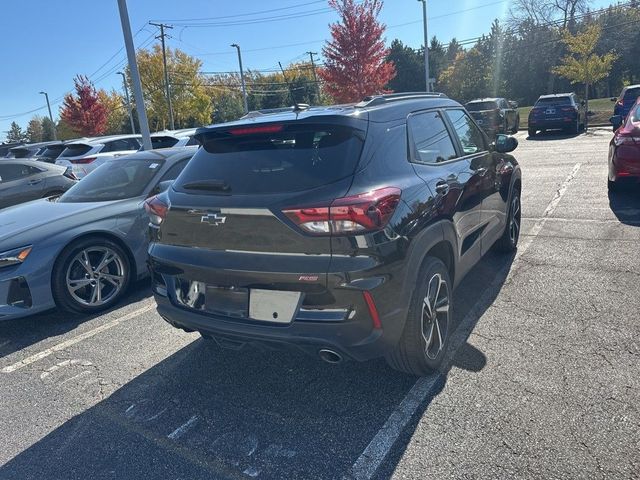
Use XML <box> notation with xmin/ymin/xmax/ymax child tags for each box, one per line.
<box><xmin>176</xmin><ymin>124</ymin><xmax>365</xmax><ymax>195</ymax></box>
<box><xmin>151</xmin><ymin>136</ymin><xmax>179</xmax><ymax>149</ymax></box>
<box><xmin>623</xmin><ymin>87</ymin><xmax>640</xmax><ymax>102</ymax></box>
<box><xmin>408</xmin><ymin>111</ymin><xmax>457</xmax><ymax>164</ymax></box>
<box><xmin>0</xmin><ymin>164</ymin><xmax>41</xmax><ymax>182</ymax></box>
<box><xmin>60</xmin><ymin>144</ymin><xmax>92</xmax><ymax>158</ymax></box>
<box><xmin>445</xmin><ymin>110</ymin><xmax>487</xmax><ymax>155</ymax></box>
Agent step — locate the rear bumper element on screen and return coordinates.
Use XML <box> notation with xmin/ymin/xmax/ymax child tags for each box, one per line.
<box><xmin>529</xmin><ymin>118</ymin><xmax>576</xmax><ymax>130</ymax></box>
<box><xmin>609</xmin><ymin>144</ymin><xmax>640</xmax><ymax>182</ymax></box>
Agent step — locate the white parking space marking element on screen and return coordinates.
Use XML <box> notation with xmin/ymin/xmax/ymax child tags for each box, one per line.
<box><xmin>58</xmin><ymin>370</ymin><xmax>93</xmax><ymax>386</ymax></box>
<box><xmin>167</xmin><ymin>415</ymin><xmax>199</xmax><ymax>440</ymax></box>
<box><xmin>1</xmin><ymin>302</ymin><xmax>155</xmax><ymax>374</ymax></box>
<box><xmin>347</xmin><ymin>164</ymin><xmax>582</xmax><ymax>480</ymax></box>
<box><xmin>39</xmin><ymin>359</ymin><xmax>92</xmax><ymax>380</ymax></box>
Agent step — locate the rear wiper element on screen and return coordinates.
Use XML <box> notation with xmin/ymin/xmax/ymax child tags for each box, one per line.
<box><xmin>182</xmin><ymin>180</ymin><xmax>232</xmax><ymax>194</ymax></box>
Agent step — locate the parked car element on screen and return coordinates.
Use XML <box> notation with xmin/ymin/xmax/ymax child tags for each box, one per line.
<box><xmin>146</xmin><ymin>93</ymin><xmax>522</xmax><ymax>376</ymax></box>
<box><xmin>0</xmin><ymin>142</ymin><xmax>24</xmax><ymax>158</ymax></box>
<box><xmin>0</xmin><ymin>159</ymin><xmax>76</xmax><ymax>209</ymax></box>
<box><xmin>465</xmin><ymin>97</ymin><xmax>520</xmax><ymax>136</ymax></box>
<box><xmin>528</xmin><ymin>93</ymin><xmax>585</xmax><ymax>136</ymax></box>
<box><xmin>608</xmin><ymin>98</ymin><xmax>640</xmax><ymax>191</ymax></box>
<box><xmin>147</xmin><ymin>128</ymin><xmax>199</xmax><ymax>150</ymax></box>
<box><xmin>0</xmin><ymin>147</ymin><xmax>195</xmax><ymax>321</ymax></box>
<box><xmin>55</xmin><ymin>134</ymin><xmax>142</xmax><ymax>179</ymax></box>
<box><xmin>611</xmin><ymin>84</ymin><xmax>640</xmax><ymax>122</ymax></box>
<box><xmin>8</xmin><ymin>141</ymin><xmax>60</xmax><ymax>159</ymax></box>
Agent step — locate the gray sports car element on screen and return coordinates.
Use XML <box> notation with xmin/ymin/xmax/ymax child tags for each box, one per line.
<box><xmin>0</xmin><ymin>146</ymin><xmax>195</xmax><ymax>321</ymax></box>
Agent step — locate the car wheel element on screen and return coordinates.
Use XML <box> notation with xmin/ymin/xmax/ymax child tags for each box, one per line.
<box><xmin>573</xmin><ymin>119</ymin><xmax>580</xmax><ymax>134</ymax></box>
<box><xmin>52</xmin><ymin>237</ymin><xmax>131</xmax><ymax>314</ymax></box>
<box><xmin>386</xmin><ymin>257</ymin><xmax>452</xmax><ymax>376</ymax></box>
<box><xmin>512</xmin><ymin>117</ymin><xmax>520</xmax><ymax>134</ymax></box>
<box><xmin>495</xmin><ymin>187</ymin><xmax>521</xmax><ymax>252</ymax></box>
<box><xmin>528</xmin><ymin>128</ymin><xmax>536</xmax><ymax>137</ymax></box>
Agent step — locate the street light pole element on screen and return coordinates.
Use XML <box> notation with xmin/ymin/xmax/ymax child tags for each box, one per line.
<box><xmin>117</xmin><ymin>71</ymin><xmax>136</xmax><ymax>134</ymax></box>
<box><xmin>117</xmin><ymin>0</ymin><xmax>152</xmax><ymax>150</ymax></box>
<box><xmin>231</xmin><ymin>44</ymin><xmax>249</xmax><ymax>114</ymax></box>
<box><xmin>418</xmin><ymin>0</ymin><xmax>430</xmax><ymax>92</ymax></box>
<box><xmin>39</xmin><ymin>91</ymin><xmax>57</xmax><ymax>140</ymax></box>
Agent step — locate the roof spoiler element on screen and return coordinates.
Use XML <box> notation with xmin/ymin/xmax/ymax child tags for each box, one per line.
<box><xmin>356</xmin><ymin>92</ymin><xmax>447</xmax><ymax>108</ymax></box>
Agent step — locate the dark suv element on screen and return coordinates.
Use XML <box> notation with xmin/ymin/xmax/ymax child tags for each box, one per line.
<box><xmin>146</xmin><ymin>93</ymin><xmax>521</xmax><ymax>376</ymax></box>
<box><xmin>528</xmin><ymin>93</ymin><xmax>585</xmax><ymax>136</ymax></box>
<box><xmin>465</xmin><ymin>97</ymin><xmax>520</xmax><ymax>136</ymax></box>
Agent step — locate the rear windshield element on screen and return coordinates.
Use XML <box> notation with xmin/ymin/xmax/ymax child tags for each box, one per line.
<box><xmin>175</xmin><ymin>124</ymin><xmax>365</xmax><ymax>195</ymax></box>
<box><xmin>60</xmin><ymin>144</ymin><xmax>92</xmax><ymax>158</ymax></box>
<box><xmin>466</xmin><ymin>101</ymin><xmax>498</xmax><ymax>111</ymax></box>
<box><xmin>623</xmin><ymin>87</ymin><xmax>640</xmax><ymax>102</ymax></box>
<box><xmin>10</xmin><ymin>148</ymin><xmax>34</xmax><ymax>158</ymax></box>
<box><xmin>40</xmin><ymin>145</ymin><xmax>65</xmax><ymax>159</ymax></box>
<box><xmin>151</xmin><ymin>136</ymin><xmax>179</xmax><ymax>150</ymax></box>
<box><xmin>536</xmin><ymin>97</ymin><xmax>572</xmax><ymax>106</ymax></box>
<box><xmin>59</xmin><ymin>159</ymin><xmax>164</xmax><ymax>202</ymax></box>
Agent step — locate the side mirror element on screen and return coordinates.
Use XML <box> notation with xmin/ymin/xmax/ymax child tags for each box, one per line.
<box><xmin>149</xmin><ymin>180</ymin><xmax>173</xmax><ymax>197</ymax></box>
<box><xmin>610</xmin><ymin>115</ymin><xmax>623</xmax><ymax>131</ymax></box>
<box><xmin>508</xmin><ymin>101</ymin><xmax>518</xmax><ymax>109</ymax></box>
<box><xmin>610</xmin><ymin>97</ymin><xmax>617</xmax><ymax>102</ymax></box>
<box><xmin>494</xmin><ymin>134</ymin><xmax>518</xmax><ymax>153</ymax></box>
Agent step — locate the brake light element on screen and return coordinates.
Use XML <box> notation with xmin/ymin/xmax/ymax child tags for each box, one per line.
<box><xmin>363</xmin><ymin>291</ymin><xmax>382</xmax><ymax>329</ymax></box>
<box><xmin>283</xmin><ymin>187</ymin><xmax>402</xmax><ymax>236</ymax></box>
<box><xmin>144</xmin><ymin>195</ymin><xmax>169</xmax><ymax>226</ymax></box>
<box><xmin>229</xmin><ymin>124</ymin><xmax>284</xmax><ymax>136</ymax></box>
<box><xmin>70</xmin><ymin>157</ymin><xmax>96</xmax><ymax>164</ymax></box>
<box><xmin>614</xmin><ymin>133</ymin><xmax>640</xmax><ymax>146</ymax></box>
<box><xmin>560</xmin><ymin>107</ymin><xmax>577</xmax><ymax>113</ymax></box>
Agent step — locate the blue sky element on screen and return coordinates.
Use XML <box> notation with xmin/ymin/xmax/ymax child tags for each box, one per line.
<box><xmin>0</xmin><ymin>0</ymin><xmax>612</xmax><ymax>136</ymax></box>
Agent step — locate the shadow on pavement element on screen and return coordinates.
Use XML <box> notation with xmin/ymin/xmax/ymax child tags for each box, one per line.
<box><xmin>0</xmin><ymin>251</ymin><xmax>515</xmax><ymax>480</ymax></box>
<box><xmin>0</xmin><ymin>280</ymin><xmax>152</xmax><ymax>359</ymax></box>
<box><xmin>527</xmin><ymin>130</ymin><xmax>581</xmax><ymax>141</ymax></box>
<box><xmin>608</xmin><ymin>189</ymin><xmax>640</xmax><ymax>226</ymax></box>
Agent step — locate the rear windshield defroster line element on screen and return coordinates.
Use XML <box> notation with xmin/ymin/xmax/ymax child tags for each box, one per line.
<box><xmin>175</xmin><ymin>123</ymin><xmax>366</xmax><ymax>195</ymax></box>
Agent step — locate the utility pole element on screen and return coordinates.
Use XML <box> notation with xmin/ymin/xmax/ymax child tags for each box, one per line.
<box><xmin>306</xmin><ymin>51</ymin><xmax>320</xmax><ymax>103</ymax></box>
<box><xmin>231</xmin><ymin>44</ymin><xmax>249</xmax><ymax>114</ymax></box>
<box><xmin>117</xmin><ymin>0</ymin><xmax>152</xmax><ymax>150</ymax></box>
<box><xmin>150</xmin><ymin>21</ymin><xmax>175</xmax><ymax>130</ymax></box>
<box><xmin>117</xmin><ymin>71</ymin><xmax>136</xmax><ymax>134</ymax></box>
<box><xmin>39</xmin><ymin>91</ymin><xmax>57</xmax><ymax>140</ymax></box>
<box><xmin>418</xmin><ymin>0</ymin><xmax>431</xmax><ymax>92</ymax></box>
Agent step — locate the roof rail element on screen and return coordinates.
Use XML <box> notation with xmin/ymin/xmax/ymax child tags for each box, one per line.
<box><xmin>356</xmin><ymin>92</ymin><xmax>447</xmax><ymax>108</ymax></box>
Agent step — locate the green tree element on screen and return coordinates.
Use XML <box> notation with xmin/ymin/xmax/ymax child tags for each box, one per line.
<box><xmin>41</xmin><ymin>117</ymin><xmax>57</xmax><ymax>141</ymax></box>
<box><xmin>26</xmin><ymin>116</ymin><xmax>44</xmax><ymax>143</ymax></box>
<box><xmin>386</xmin><ymin>40</ymin><xmax>425</xmax><ymax>92</ymax></box>
<box><xmin>553</xmin><ymin>24</ymin><xmax>617</xmax><ymax>128</ymax></box>
<box><xmin>98</xmin><ymin>89</ymin><xmax>127</xmax><ymax>135</ymax></box>
<box><xmin>6</xmin><ymin>121</ymin><xmax>27</xmax><ymax>142</ymax></box>
<box><xmin>55</xmin><ymin>118</ymin><xmax>78</xmax><ymax>141</ymax></box>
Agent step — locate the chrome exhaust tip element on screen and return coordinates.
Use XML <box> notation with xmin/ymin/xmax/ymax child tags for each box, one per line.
<box><xmin>318</xmin><ymin>349</ymin><xmax>343</xmax><ymax>364</ymax></box>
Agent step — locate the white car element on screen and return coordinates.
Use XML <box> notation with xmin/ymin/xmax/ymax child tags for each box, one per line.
<box><xmin>55</xmin><ymin>134</ymin><xmax>142</xmax><ymax>178</ymax></box>
<box><xmin>148</xmin><ymin>128</ymin><xmax>199</xmax><ymax>150</ymax></box>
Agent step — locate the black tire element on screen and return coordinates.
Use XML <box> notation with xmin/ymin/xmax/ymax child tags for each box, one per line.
<box><xmin>495</xmin><ymin>187</ymin><xmax>521</xmax><ymax>252</ymax></box>
<box><xmin>528</xmin><ymin>128</ymin><xmax>536</xmax><ymax>137</ymax></box>
<box><xmin>51</xmin><ymin>237</ymin><xmax>131</xmax><ymax>314</ymax></box>
<box><xmin>573</xmin><ymin>119</ymin><xmax>580</xmax><ymax>135</ymax></box>
<box><xmin>512</xmin><ymin>116</ymin><xmax>520</xmax><ymax>134</ymax></box>
<box><xmin>386</xmin><ymin>257</ymin><xmax>452</xmax><ymax>376</ymax></box>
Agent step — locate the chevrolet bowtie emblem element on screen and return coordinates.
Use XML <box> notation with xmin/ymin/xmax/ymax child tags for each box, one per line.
<box><xmin>200</xmin><ymin>213</ymin><xmax>227</xmax><ymax>226</ymax></box>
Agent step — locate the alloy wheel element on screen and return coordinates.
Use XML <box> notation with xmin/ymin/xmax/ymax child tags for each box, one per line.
<box><xmin>66</xmin><ymin>247</ymin><xmax>126</xmax><ymax>307</ymax></box>
<box><xmin>509</xmin><ymin>195</ymin><xmax>521</xmax><ymax>244</ymax></box>
<box><xmin>421</xmin><ymin>273</ymin><xmax>450</xmax><ymax>360</ymax></box>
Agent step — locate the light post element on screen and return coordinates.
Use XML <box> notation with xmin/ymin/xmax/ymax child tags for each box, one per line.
<box><xmin>117</xmin><ymin>71</ymin><xmax>136</xmax><ymax>134</ymax></box>
<box><xmin>231</xmin><ymin>43</ymin><xmax>249</xmax><ymax>114</ymax></box>
<box><xmin>417</xmin><ymin>0</ymin><xmax>430</xmax><ymax>92</ymax></box>
<box><xmin>39</xmin><ymin>91</ymin><xmax>57</xmax><ymax>140</ymax></box>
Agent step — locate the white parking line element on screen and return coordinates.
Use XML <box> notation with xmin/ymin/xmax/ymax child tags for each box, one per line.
<box><xmin>347</xmin><ymin>164</ymin><xmax>582</xmax><ymax>480</ymax></box>
<box><xmin>1</xmin><ymin>302</ymin><xmax>155</xmax><ymax>374</ymax></box>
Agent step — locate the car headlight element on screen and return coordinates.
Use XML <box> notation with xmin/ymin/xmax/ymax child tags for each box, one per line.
<box><xmin>0</xmin><ymin>246</ymin><xmax>32</xmax><ymax>269</ymax></box>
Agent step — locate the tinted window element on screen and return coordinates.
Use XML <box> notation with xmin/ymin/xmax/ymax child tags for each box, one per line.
<box><xmin>40</xmin><ymin>145</ymin><xmax>65</xmax><ymax>160</ymax></box>
<box><xmin>408</xmin><ymin>111</ymin><xmax>457</xmax><ymax>164</ymax></box>
<box><xmin>623</xmin><ymin>87</ymin><xmax>640</xmax><ymax>102</ymax></box>
<box><xmin>176</xmin><ymin>124</ymin><xmax>365</xmax><ymax>195</ymax></box>
<box><xmin>103</xmin><ymin>138</ymin><xmax>139</xmax><ymax>152</ymax></box>
<box><xmin>445</xmin><ymin>109</ymin><xmax>486</xmax><ymax>155</ymax></box>
<box><xmin>0</xmin><ymin>164</ymin><xmax>41</xmax><ymax>182</ymax></box>
<box><xmin>631</xmin><ymin>103</ymin><xmax>640</xmax><ymax>122</ymax></box>
<box><xmin>159</xmin><ymin>159</ymin><xmax>189</xmax><ymax>183</ymax></box>
<box><xmin>466</xmin><ymin>101</ymin><xmax>498</xmax><ymax>111</ymax></box>
<box><xmin>536</xmin><ymin>97</ymin><xmax>571</xmax><ymax>106</ymax></box>
<box><xmin>59</xmin><ymin>159</ymin><xmax>164</xmax><ymax>202</ymax></box>
<box><xmin>151</xmin><ymin>136</ymin><xmax>180</xmax><ymax>150</ymax></box>
<box><xmin>60</xmin><ymin>144</ymin><xmax>92</xmax><ymax>158</ymax></box>
<box><xmin>185</xmin><ymin>136</ymin><xmax>199</xmax><ymax>146</ymax></box>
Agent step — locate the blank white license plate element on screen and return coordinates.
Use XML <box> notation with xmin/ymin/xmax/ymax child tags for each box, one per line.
<box><xmin>249</xmin><ymin>289</ymin><xmax>302</xmax><ymax>324</ymax></box>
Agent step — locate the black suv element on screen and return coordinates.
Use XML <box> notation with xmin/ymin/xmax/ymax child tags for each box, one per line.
<box><xmin>465</xmin><ymin>97</ymin><xmax>520</xmax><ymax>136</ymax></box>
<box><xmin>528</xmin><ymin>93</ymin><xmax>585</xmax><ymax>136</ymax></box>
<box><xmin>146</xmin><ymin>93</ymin><xmax>521</xmax><ymax>376</ymax></box>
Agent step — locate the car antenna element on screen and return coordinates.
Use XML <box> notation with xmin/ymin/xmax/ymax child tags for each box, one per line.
<box><xmin>278</xmin><ymin>61</ymin><xmax>308</xmax><ymax>112</ymax></box>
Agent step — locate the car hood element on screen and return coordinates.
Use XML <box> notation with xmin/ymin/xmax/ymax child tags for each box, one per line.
<box><xmin>0</xmin><ymin>197</ymin><xmax>142</xmax><ymax>249</ymax></box>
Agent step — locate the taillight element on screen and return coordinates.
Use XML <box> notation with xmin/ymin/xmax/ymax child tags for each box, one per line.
<box><xmin>70</xmin><ymin>157</ymin><xmax>96</xmax><ymax>164</ymax></box>
<box><xmin>229</xmin><ymin>124</ymin><xmax>284</xmax><ymax>135</ymax></box>
<box><xmin>283</xmin><ymin>187</ymin><xmax>401</xmax><ymax>236</ymax></box>
<box><xmin>614</xmin><ymin>132</ymin><xmax>640</xmax><ymax>146</ymax></box>
<box><xmin>144</xmin><ymin>195</ymin><xmax>169</xmax><ymax>226</ymax></box>
<box><xmin>560</xmin><ymin>107</ymin><xmax>577</xmax><ymax>113</ymax></box>
<box><xmin>63</xmin><ymin>167</ymin><xmax>78</xmax><ymax>180</ymax></box>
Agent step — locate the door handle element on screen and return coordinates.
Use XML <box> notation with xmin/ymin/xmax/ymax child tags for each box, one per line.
<box><xmin>435</xmin><ymin>181</ymin><xmax>450</xmax><ymax>195</ymax></box>
<box><xmin>28</xmin><ymin>179</ymin><xmax>42</xmax><ymax>185</ymax></box>
<box><xmin>476</xmin><ymin>167</ymin><xmax>488</xmax><ymax>177</ymax></box>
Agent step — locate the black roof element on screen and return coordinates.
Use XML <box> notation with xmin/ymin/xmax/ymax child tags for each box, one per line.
<box><xmin>197</xmin><ymin>93</ymin><xmax>462</xmax><ymax>136</ymax></box>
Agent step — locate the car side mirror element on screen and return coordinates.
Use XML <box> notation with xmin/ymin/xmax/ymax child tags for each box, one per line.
<box><xmin>610</xmin><ymin>115</ymin><xmax>623</xmax><ymax>131</ymax></box>
<box><xmin>149</xmin><ymin>180</ymin><xmax>173</xmax><ymax>197</ymax></box>
<box><xmin>610</xmin><ymin>97</ymin><xmax>617</xmax><ymax>102</ymax></box>
<box><xmin>494</xmin><ymin>134</ymin><xmax>518</xmax><ymax>153</ymax></box>
<box><xmin>508</xmin><ymin>101</ymin><xmax>518</xmax><ymax>109</ymax></box>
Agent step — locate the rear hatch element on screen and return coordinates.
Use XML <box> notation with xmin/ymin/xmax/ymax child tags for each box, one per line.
<box><xmin>155</xmin><ymin>117</ymin><xmax>368</xmax><ymax>319</ymax></box>
<box><xmin>531</xmin><ymin>97</ymin><xmax>573</xmax><ymax>121</ymax></box>
<box><xmin>466</xmin><ymin>101</ymin><xmax>500</xmax><ymax>128</ymax></box>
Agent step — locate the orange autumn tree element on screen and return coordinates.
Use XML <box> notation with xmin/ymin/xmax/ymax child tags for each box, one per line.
<box><xmin>60</xmin><ymin>75</ymin><xmax>109</xmax><ymax>136</ymax></box>
<box><xmin>319</xmin><ymin>0</ymin><xmax>395</xmax><ymax>103</ymax></box>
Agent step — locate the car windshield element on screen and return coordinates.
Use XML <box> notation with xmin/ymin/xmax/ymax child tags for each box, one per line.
<box><xmin>59</xmin><ymin>158</ymin><xmax>164</xmax><ymax>202</ymax></box>
<box><xmin>60</xmin><ymin>144</ymin><xmax>92</xmax><ymax>158</ymax></box>
<box><xmin>175</xmin><ymin>124</ymin><xmax>365</xmax><ymax>195</ymax></box>
<box><xmin>536</xmin><ymin>97</ymin><xmax>571</xmax><ymax>106</ymax></box>
<box><xmin>466</xmin><ymin>101</ymin><xmax>498</xmax><ymax>111</ymax></box>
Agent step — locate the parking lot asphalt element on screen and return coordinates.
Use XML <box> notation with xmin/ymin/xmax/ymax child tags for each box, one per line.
<box><xmin>1</xmin><ymin>128</ymin><xmax>638</xmax><ymax>480</ymax></box>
